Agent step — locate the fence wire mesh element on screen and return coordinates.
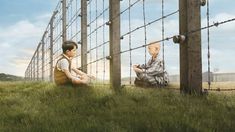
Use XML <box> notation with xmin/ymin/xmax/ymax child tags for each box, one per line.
<box><xmin>25</xmin><ymin>0</ymin><xmax>235</xmax><ymax>92</ymax></box>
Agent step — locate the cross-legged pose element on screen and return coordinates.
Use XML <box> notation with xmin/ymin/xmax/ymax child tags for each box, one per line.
<box><xmin>54</xmin><ymin>40</ymin><xmax>94</xmax><ymax>86</ymax></box>
<box><xmin>133</xmin><ymin>42</ymin><xmax>169</xmax><ymax>87</ymax></box>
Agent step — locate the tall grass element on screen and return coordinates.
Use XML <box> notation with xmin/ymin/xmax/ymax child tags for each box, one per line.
<box><xmin>0</xmin><ymin>81</ymin><xmax>235</xmax><ymax>132</ymax></box>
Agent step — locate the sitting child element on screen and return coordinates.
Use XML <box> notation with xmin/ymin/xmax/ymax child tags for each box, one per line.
<box><xmin>133</xmin><ymin>42</ymin><xmax>169</xmax><ymax>87</ymax></box>
<box><xmin>54</xmin><ymin>40</ymin><xmax>93</xmax><ymax>86</ymax></box>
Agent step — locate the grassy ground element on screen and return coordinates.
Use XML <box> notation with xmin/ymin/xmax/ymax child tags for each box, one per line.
<box><xmin>168</xmin><ymin>82</ymin><xmax>235</xmax><ymax>90</ymax></box>
<box><xmin>0</xmin><ymin>81</ymin><xmax>235</xmax><ymax>132</ymax></box>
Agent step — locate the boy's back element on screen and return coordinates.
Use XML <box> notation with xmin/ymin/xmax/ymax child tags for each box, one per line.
<box><xmin>54</xmin><ymin>54</ymin><xmax>72</xmax><ymax>85</ymax></box>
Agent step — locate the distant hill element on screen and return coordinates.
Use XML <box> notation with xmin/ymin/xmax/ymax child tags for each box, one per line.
<box><xmin>0</xmin><ymin>73</ymin><xmax>23</xmax><ymax>81</ymax></box>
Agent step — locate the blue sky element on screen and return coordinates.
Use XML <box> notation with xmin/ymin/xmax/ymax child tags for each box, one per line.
<box><xmin>0</xmin><ymin>0</ymin><xmax>56</xmax><ymax>26</ymax></box>
<box><xmin>0</xmin><ymin>0</ymin><xmax>235</xmax><ymax>77</ymax></box>
<box><xmin>0</xmin><ymin>0</ymin><xmax>57</xmax><ymax>76</ymax></box>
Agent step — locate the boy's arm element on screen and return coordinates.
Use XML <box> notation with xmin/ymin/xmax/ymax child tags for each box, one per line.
<box><xmin>72</xmin><ymin>68</ymin><xmax>86</xmax><ymax>76</ymax></box>
<box><xmin>72</xmin><ymin>68</ymin><xmax>95</xmax><ymax>79</ymax></box>
<box><xmin>63</xmin><ymin>70</ymin><xmax>75</xmax><ymax>80</ymax></box>
<box><xmin>133</xmin><ymin>65</ymin><xmax>144</xmax><ymax>73</ymax></box>
<box><xmin>63</xmin><ymin>70</ymin><xmax>87</xmax><ymax>84</ymax></box>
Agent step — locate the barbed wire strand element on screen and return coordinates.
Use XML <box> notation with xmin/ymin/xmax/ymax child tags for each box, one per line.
<box><xmin>121</xmin><ymin>10</ymin><xmax>179</xmax><ymax>39</ymax></box>
<box><xmin>207</xmin><ymin>0</ymin><xmax>211</xmax><ymax>89</ymax></box>
<box><xmin>89</xmin><ymin>0</ymin><xmax>92</xmax><ymax>76</ymax></box>
<box><xmin>75</xmin><ymin>0</ymin><xmax>79</xmax><ymax>67</ymax></box>
<box><xmin>95</xmin><ymin>0</ymin><xmax>98</xmax><ymax>82</ymax></box>
<box><xmin>204</xmin><ymin>88</ymin><xmax>235</xmax><ymax>92</ymax></box>
<box><xmin>143</xmin><ymin>0</ymin><xmax>147</xmax><ymax>77</ymax></box>
<box><xmin>88</xmin><ymin>7</ymin><xmax>109</xmax><ymax>28</ymax></box>
<box><xmin>162</xmin><ymin>0</ymin><xmax>165</xmax><ymax>87</ymax></box>
<box><xmin>186</xmin><ymin>18</ymin><xmax>235</xmax><ymax>36</ymax></box>
<box><xmin>110</xmin><ymin>0</ymin><xmax>142</xmax><ymax>24</ymax></box>
<box><xmin>129</xmin><ymin>0</ymin><xmax>132</xmax><ymax>85</ymax></box>
<box><xmin>102</xmin><ymin>0</ymin><xmax>106</xmax><ymax>84</ymax></box>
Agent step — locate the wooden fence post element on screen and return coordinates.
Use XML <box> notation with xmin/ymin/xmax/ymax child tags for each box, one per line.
<box><xmin>109</xmin><ymin>0</ymin><xmax>121</xmax><ymax>90</ymax></box>
<box><xmin>62</xmin><ymin>0</ymin><xmax>67</xmax><ymax>42</ymax></box>
<box><xmin>41</xmin><ymin>38</ymin><xmax>45</xmax><ymax>81</ymax></box>
<box><xmin>81</xmin><ymin>0</ymin><xmax>87</xmax><ymax>73</ymax></box>
<box><xmin>179</xmin><ymin>0</ymin><xmax>202</xmax><ymax>94</ymax></box>
<box><xmin>49</xmin><ymin>19</ymin><xmax>54</xmax><ymax>82</ymax></box>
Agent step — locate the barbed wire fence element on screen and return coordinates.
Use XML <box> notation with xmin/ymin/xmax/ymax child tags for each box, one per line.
<box><xmin>25</xmin><ymin>0</ymin><xmax>235</xmax><ymax>94</ymax></box>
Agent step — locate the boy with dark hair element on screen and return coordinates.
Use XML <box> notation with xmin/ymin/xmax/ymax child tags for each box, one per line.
<box><xmin>54</xmin><ymin>40</ymin><xmax>92</xmax><ymax>86</ymax></box>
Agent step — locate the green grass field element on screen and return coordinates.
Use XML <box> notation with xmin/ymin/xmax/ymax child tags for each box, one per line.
<box><xmin>0</xmin><ymin>81</ymin><xmax>235</xmax><ymax>132</ymax></box>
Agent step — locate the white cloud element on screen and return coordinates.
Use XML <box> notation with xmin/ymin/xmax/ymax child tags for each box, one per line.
<box><xmin>35</xmin><ymin>13</ymin><xmax>52</xmax><ymax>21</ymax></box>
<box><xmin>0</xmin><ymin>20</ymin><xmax>43</xmax><ymax>38</ymax></box>
<box><xmin>20</xmin><ymin>48</ymin><xmax>35</xmax><ymax>56</ymax></box>
<box><xmin>0</xmin><ymin>16</ymin><xmax>49</xmax><ymax>76</ymax></box>
<box><xmin>0</xmin><ymin>42</ymin><xmax>11</xmax><ymax>48</ymax></box>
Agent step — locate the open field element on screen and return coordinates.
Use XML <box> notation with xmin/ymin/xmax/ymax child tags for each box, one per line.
<box><xmin>0</xmin><ymin>81</ymin><xmax>235</xmax><ymax>132</ymax></box>
<box><xmin>168</xmin><ymin>82</ymin><xmax>235</xmax><ymax>92</ymax></box>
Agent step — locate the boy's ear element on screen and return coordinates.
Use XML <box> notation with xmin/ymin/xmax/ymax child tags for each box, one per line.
<box><xmin>155</xmin><ymin>47</ymin><xmax>160</xmax><ymax>55</ymax></box>
<box><xmin>65</xmin><ymin>50</ymin><xmax>69</xmax><ymax>54</ymax></box>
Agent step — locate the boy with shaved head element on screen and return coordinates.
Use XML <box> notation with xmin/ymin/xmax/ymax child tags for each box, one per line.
<box><xmin>133</xmin><ymin>42</ymin><xmax>169</xmax><ymax>87</ymax></box>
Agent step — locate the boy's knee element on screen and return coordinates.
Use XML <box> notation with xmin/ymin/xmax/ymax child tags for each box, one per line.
<box><xmin>134</xmin><ymin>78</ymin><xmax>148</xmax><ymax>87</ymax></box>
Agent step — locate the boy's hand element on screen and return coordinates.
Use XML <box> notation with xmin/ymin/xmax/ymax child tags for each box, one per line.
<box><xmin>81</xmin><ymin>74</ymin><xmax>95</xmax><ymax>79</ymax></box>
<box><xmin>133</xmin><ymin>64</ymin><xmax>140</xmax><ymax>68</ymax></box>
<box><xmin>134</xmin><ymin>68</ymin><xmax>143</xmax><ymax>73</ymax></box>
<box><xmin>133</xmin><ymin>64</ymin><xmax>143</xmax><ymax>73</ymax></box>
<box><xmin>80</xmin><ymin>75</ymin><xmax>89</xmax><ymax>83</ymax></box>
<box><xmin>88</xmin><ymin>75</ymin><xmax>96</xmax><ymax>79</ymax></box>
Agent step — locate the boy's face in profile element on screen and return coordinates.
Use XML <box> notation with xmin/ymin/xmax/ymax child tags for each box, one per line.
<box><xmin>66</xmin><ymin>45</ymin><xmax>77</xmax><ymax>58</ymax></box>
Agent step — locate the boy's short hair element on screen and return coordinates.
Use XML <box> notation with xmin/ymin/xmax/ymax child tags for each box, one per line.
<box><xmin>148</xmin><ymin>42</ymin><xmax>160</xmax><ymax>53</ymax></box>
<box><xmin>62</xmin><ymin>40</ymin><xmax>78</xmax><ymax>53</ymax></box>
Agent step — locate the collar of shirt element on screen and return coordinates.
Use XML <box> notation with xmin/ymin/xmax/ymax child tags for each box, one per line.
<box><xmin>62</xmin><ymin>54</ymin><xmax>72</xmax><ymax>60</ymax></box>
<box><xmin>151</xmin><ymin>57</ymin><xmax>157</xmax><ymax>63</ymax></box>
